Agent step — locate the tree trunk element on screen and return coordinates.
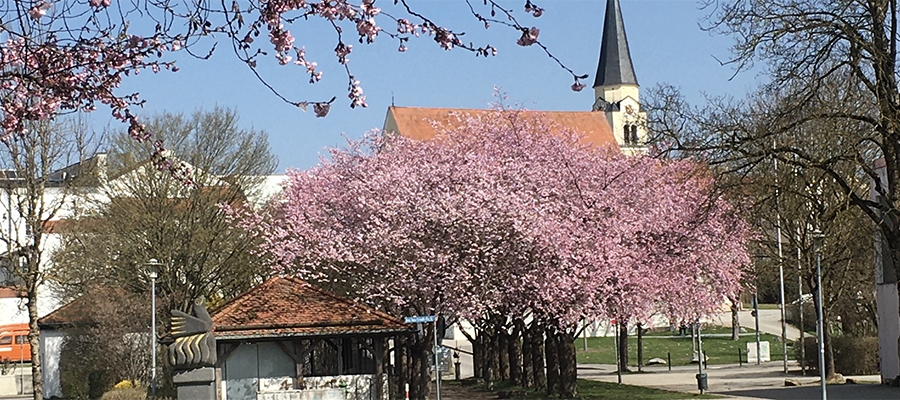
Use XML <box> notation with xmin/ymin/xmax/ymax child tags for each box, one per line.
<box><xmin>556</xmin><ymin>332</ymin><xmax>577</xmax><ymax>398</ymax></box>
<box><xmin>490</xmin><ymin>331</ymin><xmax>500</xmax><ymax>382</ymax></box>
<box><xmin>544</xmin><ymin>329</ymin><xmax>559</xmax><ymax>396</ymax></box>
<box><xmin>481</xmin><ymin>331</ymin><xmax>493</xmax><ymax>389</ymax></box>
<box><xmin>499</xmin><ymin>329</ymin><xmax>510</xmax><ymax>381</ymax></box>
<box><xmin>824</xmin><ymin>325</ymin><xmax>836</xmax><ymax>380</ymax></box>
<box><xmin>731</xmin><ymin>297</ymin><xmax>741</xmax><ymax>341</ymax></box>
<box><xmin>396</xmin><ymin>336</ymin><xmax>408</xmax><ymax>397</ymax></box>
<box><xmin>509</xmin><ymin>322</ymin><xmax>523</xmax><ymax>386</ymax></box>
<box><xmin>473</xmin><ymin>331</ymin><xmax>483</xmax><ymax>379</ymax></box>
<box><xmin>618</xmin><ymin>323</ymin><xmax>629</xmax><ymax>372</ymax></box>
<box><xmin>520</xmin><ymin>320</ymin><xmax>534</xmax><ymax>388</ymax></box>
<box><xmin>530</xmin><ymin>324</ymin><xmax>546</xmax><ymax>390</ymax></box>
<box><xmin>636</xmin><ymin>323</ymin><xmax>644</xmax><ymax>372</ymax></box>
<box><xmin>410</xmin><ymin>335</ymin><xmax>429</xmax><ymax>400</ymax></box>
<box><xmin>28</xmin><ymin>285</ymin><xmax>42</xmax><ymax>400</ymax></box>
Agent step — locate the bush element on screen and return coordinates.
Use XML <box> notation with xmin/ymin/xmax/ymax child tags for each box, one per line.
<box><xmin>784</xmin><ymin>302</ymin><xmax>816</xmax><ymax>333</ymax></box>
<box><xmin>58</xmin><ymin>287</ymin><xmax>153</xmax><ymax>400</ymax></box>
<box><xmin>834</xmin><ymin>336</ymin><xmax>879</xmax><ymax>375</ymax></box>
<box><xmin>795</xmin><ymin>336</ymin><xmax>878</xmax><ymax>375</ymax></box>
<box><xmin>100</xmin><ymin>387</ymin><xmax>147</xmax><ymax>400</ymax></box>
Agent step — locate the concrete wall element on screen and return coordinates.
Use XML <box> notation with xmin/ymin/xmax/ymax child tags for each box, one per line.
<box><xmin>40</xmin><ymin>328</ymin><xmax>65</xmax><ymax>398</ymax></box>
<box><xmin>0</xmin><ymin>367</ymin><xmax>33</xmax><ymax>396</ymax></box>
<box><xmin>223</xmin><ymin>342</ymin><xmax>387</xmax><ymax>400</ymax></box>
<box><xmin>871</xmin><ymin>160</ymin><xmax>900</xmax><ymax>383</ymax></box>
<box><xmin>257</xmin><ymin>389</ymin><xmax>343</xmax><ymax>400</ymax></box>
<box><xmin>303</xmin><ymin>375</ymin><xmax>384</xmax><ymax>400</ymax></box>
<box><xmin>877</xmin><ymin>283</ymin><xmax>900</xmax><ymax>383</ymax></box>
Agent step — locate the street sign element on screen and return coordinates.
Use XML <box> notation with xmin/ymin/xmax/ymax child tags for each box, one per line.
<box><xmin>404</xmin><ymin>315</ymin><xmax>436</xmax><ymax>324</ymax></box>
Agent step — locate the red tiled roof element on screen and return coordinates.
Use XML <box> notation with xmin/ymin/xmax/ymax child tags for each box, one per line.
<box><xmin>211</xmin><ymin>277</ymin><xmax>411</xmax><ymax>340</ymax></box>
<box><xmin>0</xmin><ymin>287</ymin><xmax>25</xmax><ymax>299</ymax></box>
<box><xmin>383</xmin><ymin>106</ymin><xmax>619</xmax><ymax>150</ymax></box>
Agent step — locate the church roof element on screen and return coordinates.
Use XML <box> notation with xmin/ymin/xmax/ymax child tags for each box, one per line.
<box><xmin>384</xmin><ymin>106</ymin><xmax>619</xmax><ymax>150</ymax></box>
<box><xmin>593</xmin><ymin>0</ymin><xmax>639</xmax><ymax>88</ymax></box>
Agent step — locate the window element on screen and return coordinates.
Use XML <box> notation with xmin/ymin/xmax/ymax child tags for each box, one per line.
<box><xmin>0</xmin><ymin>336</ymin><xmax>11</xmax><ymax>345</ymax></box>
<box><xmin>15</xmin><ymin>335</ymin><xmax>27</xmax><ymax>344</ymax></box>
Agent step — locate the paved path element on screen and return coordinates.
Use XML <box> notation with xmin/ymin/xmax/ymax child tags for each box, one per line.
<box><xmin>737</xmin><ymin>309</ymin><xmax>804</xmax><ymax>340</ymax></box>
<box><xmin>580</xmin><ymin>361</ymin><xmax>896</xmax><ymax>400</ymax></box>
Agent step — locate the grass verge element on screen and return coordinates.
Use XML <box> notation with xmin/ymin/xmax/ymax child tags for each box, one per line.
<box><xmin>576</xmin><ymin>327</ymin><xmax>792</xmax><ymax>366</ymax></box>
<box><xmin>449</xmin><ymin>379</ymin><xmax>721</xmax><ymax>399</ymax></box>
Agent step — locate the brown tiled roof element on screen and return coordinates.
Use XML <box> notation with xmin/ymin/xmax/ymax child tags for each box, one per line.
<box><xmin>38</xmin><ymin>287</ymin><xmax>127</xmax><ymax>328</ymax></box>
<box><xmin>211</xmin><ymin>277</ymin><xmax>411</xmax><ymax>340</ymax></box>
<box><xmin>383</xmin><ymin>106</ymin><xmax>619</xmax><ymax>150</ymax></box>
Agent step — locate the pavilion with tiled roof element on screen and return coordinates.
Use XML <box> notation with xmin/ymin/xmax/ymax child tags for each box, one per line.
<box><xmin>210</xmin><ymin>276</ymin><xmax>412</xmax><ymax>400</ymax></box>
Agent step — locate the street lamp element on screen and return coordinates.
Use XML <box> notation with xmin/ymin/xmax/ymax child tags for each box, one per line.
<box><xmin>146</xmin><ymin>259</ymin><xmax>164</xmax><ymax>398</ymax></box>
<box><xmin>810</xmin><ymin>230</ymin><xmax>827</xmax><ymax>400</ymax></box>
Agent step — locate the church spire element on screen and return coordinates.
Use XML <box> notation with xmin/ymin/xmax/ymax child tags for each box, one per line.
<box><xmin>593</xmin><ymin>0</ymin><xmax>638</xmax><ymax>88</ymax></box>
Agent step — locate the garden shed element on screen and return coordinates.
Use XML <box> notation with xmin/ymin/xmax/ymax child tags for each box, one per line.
<box><xmin>211</xmin><ymin>276</ymin><xmax>412</xmax><ymax>400</ymax></box>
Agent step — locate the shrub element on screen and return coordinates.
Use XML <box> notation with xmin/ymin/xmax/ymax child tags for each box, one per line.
<box><xmin>833</xmin><ymin>336</ymin><xmax>879</xmax><ymax>375</ymax></box>
<box><xmin>795</xmin><ymin>336</ymin><xmax>878</xmax><ymax>375</ymax></box>
<box><xmin>58</xmin><ymin>287</ymin><xmax>153</xmax><ymax>400</ymax></box>
<box><xmin>784</xmin><ymin>302</ymin><xmax>816</xmax><ymax>333</ymax></box>
<box><xmin>100</xmin><ymin>387</ymin><xmax>147</xmax><ymax>400</ymax></box>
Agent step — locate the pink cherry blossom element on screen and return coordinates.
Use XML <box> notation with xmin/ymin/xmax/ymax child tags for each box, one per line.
<box><xmin>517</xmin><ymin>27</ymin><xmax>540</xmax><ymax>46</ymax></box>
<box><xmin>236</xmin><ymin>107</ymin><xmax>750</xmax><ymax>330</ymax></box>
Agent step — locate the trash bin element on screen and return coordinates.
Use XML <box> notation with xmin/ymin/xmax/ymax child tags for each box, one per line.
<box><xmin>696</xmin><ymin>373</ymin><xmax>708</xmax><ymax>392</ymax></box>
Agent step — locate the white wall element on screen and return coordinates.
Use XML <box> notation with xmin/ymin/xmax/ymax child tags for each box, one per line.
<box><xmin>39</xmin><ymin>328</ymin><xmax>65</xmax><ymax>399</ymax></box>
<box><xmin>223</xmin><ymin>342</ymin><xmax>295</xmax><ymax>400</ymax></box>
<box><xmin>0</xmin><ymin>297</ymin><xmax>27</xmax><ymax>324</ymax></box>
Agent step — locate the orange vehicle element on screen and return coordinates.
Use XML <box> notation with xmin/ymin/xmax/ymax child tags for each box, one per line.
<box><xmin>0</xmin><ymin>324</ymin><xmax>30</xmax><ymax>362</ymax></box>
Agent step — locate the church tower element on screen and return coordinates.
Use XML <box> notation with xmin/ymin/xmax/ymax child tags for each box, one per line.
<box><xmin>592</xmin><ymin>0</ymin><xmax>647</xmax><ymax>154</ymax></box>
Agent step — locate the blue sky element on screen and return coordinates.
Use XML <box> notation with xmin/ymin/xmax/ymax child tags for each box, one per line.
<box><xmin>117</xmin><ymin>0</ymin><xmax>763</xmax><ymax>172</ymax></box>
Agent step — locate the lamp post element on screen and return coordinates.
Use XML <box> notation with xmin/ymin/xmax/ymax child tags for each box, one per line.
<box><xmin>810</xmin><ymin>230</ymin><xmax>827</xmax><ymax>400</ymax></box>
<box><xmin>146</xmin><ymin>259</ymin><xmax>164</xmax><ymax>398</ymax></box>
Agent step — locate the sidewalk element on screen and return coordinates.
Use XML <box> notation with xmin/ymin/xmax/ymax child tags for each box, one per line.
<box><xmin>579</xmin><ymin>361</ymin><xmax>897</xmax><ymax>400</ymax></box>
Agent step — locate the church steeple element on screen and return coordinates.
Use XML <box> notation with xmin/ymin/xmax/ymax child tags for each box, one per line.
<box><xmin>592</xmin><ymin>0</ymin><xmax>646</xmax><ymax>155</ymax></box>
<box><xmin>593</xmin><ymin>0</ymin><xmax>638</xmax><ymax>88</ymax></box>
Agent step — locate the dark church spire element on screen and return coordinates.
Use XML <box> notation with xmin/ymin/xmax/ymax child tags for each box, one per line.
<box><xmin>593</xmin><ymin>0</ymin><xmax>638</xmax><ymax>88</ymax></box>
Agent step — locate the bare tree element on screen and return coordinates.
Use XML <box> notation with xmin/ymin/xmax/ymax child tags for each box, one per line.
<box><xmin>646</xmin><ymin>80</ymin><xmax>878</xmax><ymax>377</ymax></box>
<box><xmin>52</xmin><ymin>107</ymin><xmax>276</xmax><ymax>315</ymax></box>
<box><xmin>691</xmin><ymin>0</ymin><xmax>900</xmax><ymax>377</ymax></box>
<box><xmin>0</xmin><ymin>117</ymin><xmax>95</xmax><ymax>400</ymax></box>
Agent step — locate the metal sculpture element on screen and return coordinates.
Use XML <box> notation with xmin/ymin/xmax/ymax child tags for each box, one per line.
<box><xmin>169</xmin><ymin>298</ymin><xmax>216</xmax><ymax>369</ymax></box>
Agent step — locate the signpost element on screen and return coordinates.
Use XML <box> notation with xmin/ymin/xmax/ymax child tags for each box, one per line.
<box><xmin>405</xmin><ymin>315</ymin><xmax>440</xmax><ymax>400</ymax></box>
<box><xmin>404</xmin><ymin>316</ymin><xmax>436</xmax><ymax>324</ymax></box>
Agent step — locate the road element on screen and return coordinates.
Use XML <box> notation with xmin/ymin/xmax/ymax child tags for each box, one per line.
<box><xmin>737</xmin><ymin>309</ymin><xmax>804</xmax><ymax>340</ymax></box>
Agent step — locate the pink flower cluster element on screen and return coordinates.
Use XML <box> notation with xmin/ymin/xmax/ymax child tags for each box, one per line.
<box><xmin>347</xmin><ymin>79</ymin><xmax>366</xmax><ymax>108</ymax></box>
<box><xmin>516</xmin><ymin>27</ymin><xmax>540</xmax><ymax>46</ymax></box>
<box><xmin>524</xmin><ymin>1</ymin><xmax>544</xmax><ymax>17</ymax></box>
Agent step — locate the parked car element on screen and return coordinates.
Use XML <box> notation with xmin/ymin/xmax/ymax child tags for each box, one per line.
<box><xmin>0</xmin><ymin>324</ymin><xmax>30</xmax><ymax>362</ymax></box>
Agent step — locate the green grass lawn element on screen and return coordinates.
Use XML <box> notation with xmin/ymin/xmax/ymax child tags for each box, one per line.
<box><xmin>457</xmin><ymin>379</ymin><xmax>720</xmax><ymax>400</ymax></box>
<box><xmin>572</xmin><ymin>379</ymin><xmax>720</xmax><ymax>400</ymax></box>
<box><xmin>743</xmin><ymin>303</ymin><xmax>781</xmax><ymax>310</ymax></box>
<box><xmin>576</xmin><ymin>326</ymin><xmax>792</xmax><ymax>367</ymax></box>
